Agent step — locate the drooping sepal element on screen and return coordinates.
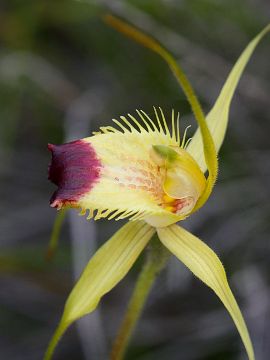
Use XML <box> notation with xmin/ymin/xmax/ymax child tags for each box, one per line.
<box><xmin>44</xmin><ymin>221</ymin><xmax>155</xmax><ymax>360</ymax></box>
<box><xmin>157</xmin><ymin>224</ymin><xmax>254</xmax><ymax>360</ymax></box>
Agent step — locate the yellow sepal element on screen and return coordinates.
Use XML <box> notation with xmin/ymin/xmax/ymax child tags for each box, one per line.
<box><xmin>157</xmin><ymin>224</ymin><xmax>254</xmax><ymax>360</ymax></box>
<box><xmin>44</xmin><ymin>221</ymin><xmax>155</xmax><ymax>360</ymax></box>
<box><xmin>187</xmin><ymin>24</ymin><xmax>270</xmax><ymax>172</ymax></box>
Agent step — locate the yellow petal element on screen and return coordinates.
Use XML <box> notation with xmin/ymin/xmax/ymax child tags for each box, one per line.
<box><xmin>83</xmin><ymin>110</ymin><xmax>178</xmax><ymax>221</ymax></box>
<box><xmin>104</xmin><ymin>14</ymin><xmax>218</xmax><ymax>215</ymax></box>
<box><xmin>187</xmin><ymin>24</ymin><xmax>270</xmax><ymax>172</ymax></box>
<box><xmin>44</xmin><ymin>221</ymin><xmax>155</xmax><ymax>360</ymax></box>
<box><xmin>157</xmin><ymin>224</ymin><xmax>254</xmax><ymax>360</ymax></box>
<box><xmin>49</xmin><ymin>109</ymin><xmax>190</xmax><ymax>226</ymax></box>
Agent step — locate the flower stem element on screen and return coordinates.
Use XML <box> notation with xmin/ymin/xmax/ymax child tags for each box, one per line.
<box><xmin>110</xmin><ymin>235</ymin><xmax>170</xmax><ymax>360</ymax></box>
<box><xmin>46</xmin><ymin>208</ymin><xmax>67</xmax><ymax>261</ymax></box>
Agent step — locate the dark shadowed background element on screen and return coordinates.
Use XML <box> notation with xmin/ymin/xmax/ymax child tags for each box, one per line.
<box><xmin>0</xmin><ymin>0</ymin><xmax>270</xmax><ymax>359</ymax></box>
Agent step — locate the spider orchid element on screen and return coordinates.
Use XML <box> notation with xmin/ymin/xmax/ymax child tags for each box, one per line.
<box><xmin>45</xmin><ymin>15</ymin><xmax>269</xmax><ymax>360</ymax></box>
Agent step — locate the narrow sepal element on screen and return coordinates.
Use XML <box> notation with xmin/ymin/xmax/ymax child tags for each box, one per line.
<box><xmin>44</xmin><ymin>221</ymin><xmax>155</xmax><ymax>360</ymax></box>
<box><xmin>188</xmin><ymin>24</ymin><xmax>270</xmax><ymax>172</ymax></box>
<box><xmin>157</xmin><ymin>224</ymin><xmax>254</xmax><ymax>360</ymax></box>
<box><xmin>104</xmin><ymin>14</ymin><xmax>218</xmax><ymax>214</ymax></box>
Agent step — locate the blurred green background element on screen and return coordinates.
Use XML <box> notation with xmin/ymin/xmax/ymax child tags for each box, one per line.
<box><xmin>0</xmin><ymin>0</ymin><xmax>269</xmax><ymax>359</ymax></box>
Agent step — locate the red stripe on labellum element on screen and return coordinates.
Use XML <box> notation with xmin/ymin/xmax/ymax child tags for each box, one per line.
<box><xmin>48</xmin><ymin>140</ymin><xmax>101</xmax><ymax>209</ymax></box>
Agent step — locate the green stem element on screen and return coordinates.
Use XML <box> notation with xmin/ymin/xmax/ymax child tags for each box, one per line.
<box><xmin>46</xmin><ymin>208</ymin><xmax>67</xmax><ymax>261</ymax></box>
<box><xmin>110</xmin><ymin>235</ymin><xmax>170</xmax><ymax>360</ymax></box>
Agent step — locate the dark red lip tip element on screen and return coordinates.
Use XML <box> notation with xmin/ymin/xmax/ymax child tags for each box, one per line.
<box><xmin>47</xmin><ymin>143</ymin><xmax>55</xmax><ymax>151</ymax></box>
<box><xmin>48</xmin><ymin>139</ymin><xmax>102</xmax><ymax>208</ymax></box>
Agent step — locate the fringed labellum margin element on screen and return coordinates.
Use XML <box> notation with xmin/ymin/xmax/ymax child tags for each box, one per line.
<box><xmin>48</xmin><ymin>110</ymin><xmax>206</xmax><ymax>227</ymax></box>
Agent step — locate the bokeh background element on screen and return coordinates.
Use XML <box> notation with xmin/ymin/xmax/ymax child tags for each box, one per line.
<box><xmin>0</xmin><ymin>0</ymin><xmax>270</xmax><ymax>359</ymax></box>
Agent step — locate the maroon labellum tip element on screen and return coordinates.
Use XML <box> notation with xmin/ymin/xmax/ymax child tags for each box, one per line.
<box><xmin>48</xmin><ymin>139</ymin><xmax>101</xmax><ymax>209</ymax></box>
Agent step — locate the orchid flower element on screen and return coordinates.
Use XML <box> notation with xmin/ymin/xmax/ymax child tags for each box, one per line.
<box><xmin>45</xmin><ymin>15</ymin><xmax>269</xmax><ymax>360</ymax></box>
